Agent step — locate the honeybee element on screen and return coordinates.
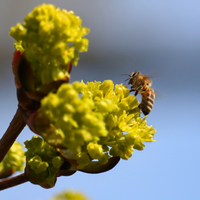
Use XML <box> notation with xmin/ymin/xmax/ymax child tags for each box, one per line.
<box><xmin>123</xmin><ymin>71</ymin><xmax>155</xmax><ymax>115</ymax></box>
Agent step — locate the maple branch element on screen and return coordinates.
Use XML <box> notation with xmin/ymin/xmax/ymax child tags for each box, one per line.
<box><xmin>0</xmin><ymin>107</ymin><xmax>26</xmax><ymax>162</ymax></box>
<box><xmin>0</xmin><ymin>169</ymin><xmax>76</xmax><ymax>190</ymax></box>
<box><xmin>0</xmin><ymin>173</ymin><xmax>28</xmax><ymax>190</ymax></box>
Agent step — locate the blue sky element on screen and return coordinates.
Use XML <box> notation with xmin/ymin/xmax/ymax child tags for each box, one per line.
<box><xmin>1</xmin><ymin>1</ymin><xmax>200</xmax><ymax>200</ymax></box>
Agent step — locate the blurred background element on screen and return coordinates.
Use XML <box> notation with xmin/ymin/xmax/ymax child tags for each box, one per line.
<box><xmin>1</xmin><ymin>0</ymin><xmax>200</xmax><ymax>200</ymax></box>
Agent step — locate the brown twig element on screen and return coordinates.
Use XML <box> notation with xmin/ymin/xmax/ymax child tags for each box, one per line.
<box><xmin>0</xmin><ymin>173</ymin><xmax>28</xmax><ymax>190</ymax></box>
<box><xmin>0</xmin><ymin>169</ymin><xmax>77</xmax><ymax>190</ymax></box>
<box><xmin>0</xmin><ymin>107</ymin><xmax>26</xmax><ymax>162</ymax></box>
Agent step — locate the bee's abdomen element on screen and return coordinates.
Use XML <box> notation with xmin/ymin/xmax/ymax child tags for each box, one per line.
<box><xmin>139</xmin><ymin>89</ymin><xmax>155</xmax><ymax>115</ymax></box>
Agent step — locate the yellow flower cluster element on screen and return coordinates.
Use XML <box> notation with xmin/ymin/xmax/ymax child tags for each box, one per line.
<box><xmin>0</xmin><ymin>141</ymin><xmax>25</xmax><ymax>171</ymax></box>
<box><xmin>33</xmin><ymin>80</ymin><xmax>156</xmax><ymax>169</ymax></box>
<box><xmin>24</xmin><ymin>136</ymin><xmax>64</xmax><ymax>187</ymax></box>
<box><xmin>10</xmin><ymin>4</ymin><xmax>90</xmax><ymax>87</ymax></box>
<box><xmin>0</xmin><ymin>141</ymin><xmax>25</xmax><ymax>178</ymax></box>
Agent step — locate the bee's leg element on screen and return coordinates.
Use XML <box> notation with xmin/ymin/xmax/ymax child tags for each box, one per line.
<box><xmin>137</xmin><ymin>85</ymin><xmax>143</xmax><ymax>91</ymax></box>
<box><xmin>134</xmin><ymin>85</ymin><xmax>143</xmax><ymax>96</ymax></box>
<box><xmin>130</xmin><ymin>86</ymin><xmax>136</xmax><ymax>93</ymax></box>
<box><xmin>130</xmin><ymin>86</ymin><xmax>140</xmax><ymax>96</ymax></box>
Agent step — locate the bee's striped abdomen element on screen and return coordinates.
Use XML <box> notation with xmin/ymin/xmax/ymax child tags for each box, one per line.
<box><xmin>139</xmin><ymin>88</ymin><xmax>155</xmax><ymax>115</ymax></box>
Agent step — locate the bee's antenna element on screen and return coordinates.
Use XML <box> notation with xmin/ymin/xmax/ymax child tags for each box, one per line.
<box><xmin>120</xmin><ymin>73</ymin><xmax>131</xmax><ymax>82</ymax></box>
<box><xmin>120</xmin><ymin>73</ymin><xmax>131</xmax><ymax>77</ymax></box>
<box><xmin>124</xmin><ymin>77</ymin><xmax>131</xmax><ymax>82</ymax></box>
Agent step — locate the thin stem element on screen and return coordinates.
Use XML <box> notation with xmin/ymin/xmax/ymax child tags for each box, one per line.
<box><xmin>0</xmin><ymin>173</ymin><xmax>28</xmax><ymax>190</ymax></box>
<box><xmin>0</xmin><ymin>107</ymin><xmax>26</xmax><ymax>162</ymax></box>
